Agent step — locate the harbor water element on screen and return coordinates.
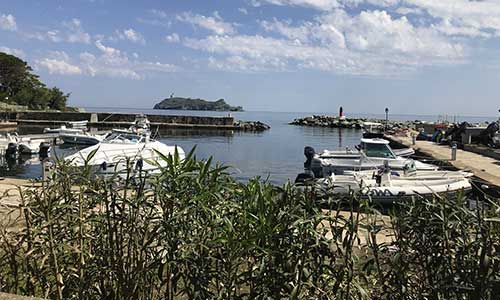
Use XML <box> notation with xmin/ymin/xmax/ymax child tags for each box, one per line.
<box><xmin>0</xmin><ymin>109</ymin><xmax>495</xmax><ymax>185</ymax></box>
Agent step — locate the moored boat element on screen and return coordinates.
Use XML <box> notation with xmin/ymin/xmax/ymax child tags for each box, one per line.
<box><xmin>362</xmin><ymin>121</ymin><xmax>385</xmax><ymax>138</ymax></box>
<box><xmin>44</xmin><ymin>121</ymin><xmax>88</xmax><ymax>134</ymax></box>
<box><xmin>64</xmin><ymin>116</ymin><xmax>184</xmax><ymax>177</ymax></box>
<box><xmin>306</xmin><ymin>138</ymin><xmax>435</xmax><ymax>177</ymax></box>
<box><xmin>315</xmin><ymin>168</ymin><xmax>472</xmax><ymax>204</ymax></box>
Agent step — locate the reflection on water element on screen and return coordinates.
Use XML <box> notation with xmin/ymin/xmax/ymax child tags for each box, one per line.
<box><xmin>154</xmin><ymin>128</ymin><xmax>234</xmax><ymax>138</ymax></box>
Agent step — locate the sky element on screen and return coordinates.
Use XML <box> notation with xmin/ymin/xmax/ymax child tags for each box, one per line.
<box><xmin>1</xmin><ymin>0</ymin><xmax>500</xmax><ymax>117</ymax></box>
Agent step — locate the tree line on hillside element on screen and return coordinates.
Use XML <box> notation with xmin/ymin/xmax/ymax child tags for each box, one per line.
<box><xmin>0</xmin><ymin>52</ymin><xmax>69</xmax><ymax>110</ymax></box>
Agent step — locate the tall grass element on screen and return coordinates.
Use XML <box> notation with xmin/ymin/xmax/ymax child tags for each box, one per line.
<box><xmin>0</xmin><ymin>148</ymin><xmax>498</xmax><ymax>299</ymax></box>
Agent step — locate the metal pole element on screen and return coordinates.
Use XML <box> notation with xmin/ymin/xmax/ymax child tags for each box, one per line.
<box><xmin>385</xmin><ymin>108</ymin><xmax>389</xmax><ymax>131</ymax></box>
<box><xmin>451</xmin><ymin>142</ymin><xmax>457</xmax><ymax>161</ymax></box>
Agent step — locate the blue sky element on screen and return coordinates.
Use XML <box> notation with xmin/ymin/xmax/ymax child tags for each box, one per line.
<box><xmin>1</xmin><ymin>0</ymin><xmax>500</xmax><ymax>117</ymax></box>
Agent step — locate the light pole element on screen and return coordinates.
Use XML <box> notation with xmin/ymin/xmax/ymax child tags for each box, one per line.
<box><xmin>385</xmin><ymin>107</ymin><xmax>389</xmax><ymax>131</ymax></box>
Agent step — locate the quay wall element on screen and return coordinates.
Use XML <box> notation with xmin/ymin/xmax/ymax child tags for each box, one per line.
<box><xmin>0</xmin><ymin>111</ymin><xmax>234</xmax><ymax>126</ymax></box>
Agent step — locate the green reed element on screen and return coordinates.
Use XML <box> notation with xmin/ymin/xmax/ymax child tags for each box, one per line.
<box><xmin>0</xmin><ymin>148</ymin><xmax>498</xmax><ymax>299</ymax></box>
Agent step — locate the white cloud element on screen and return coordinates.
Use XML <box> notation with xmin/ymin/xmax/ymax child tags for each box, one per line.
<box><xmin>177</xmin><ymin>12</ymin><xmax>236</xmax><ymax>35</ymax></box>
<box><xmin>404</xmin><ymin>0</ymin><xmax>500</xmax><ymax>37</ymax></box>
<box><xmin>36</xmin><ymin>41</ymin><xmax>177</xmax><ymax>80</ymax></box>
<box><xmin>22</xmin><ymin>18</ymin><xmax>91</xmax><ymax>43</ymax></box>
<box><xmin>116</xmin><ymin>28</ymin><xmax>146</xmax><ymax>44</ymax></box>
<box><xmin>238</xmin><ymin>7</ymin><xmax>249</xmax><ymax>15</ymax></box>
<box><xmin>395</xmin><ymin>6</ymin><xmax>423</xmax><ymax>15</ymax></box>
<box><xmin>46</xmin><ymin>30</ymin><xmax>62</xmax><ymax>42</ymax></box>
<box><xmin>256</xmin><ymin>0</ymin><xmax>341</xmax><ymax>10</ymax></box>
<box><xmin>184</xmin><ymin>8</ymin><xmax>463</xmax><ymax>75</ymax></box>
<box><xmin>149</xmin><ymin>9</ymin><xmax>168</xmax><ymax>18</ymax></box>
<box><xmin>35</xmin><ymin>51</ymin><xmax>82</xmax><ymax>75</ymax></box>
<box><xmin>0</xmin><ymin>46</ymin><xmax>25</xmax><ymax>58</ymax></box>
<box><xmin>63</xmin><ymin>18</ymin><xmax>91</xmax><ymax>43</ymax></box>
<box><xmin>321</xmin><ymin>9</ymin><xmax>461</xmax><ymax>57</ymax></box>
<box><xmin>0</xmin><ymin>14</ymin><xmax>17</xmax><ymax>31</ymax></box>
<box><xmin>261</xmin><ymin>0</ymin><xmax>500</xmax><ymax>38</ymax></box>
<box><xmin>208</xmin><ymin>55</ymin><xmax>287</xmax><ymax>72</ymax></box>
<box><xmin>95</xmin><ymin>40</ymin><xmax>121</xmax><ymax>56</ymax></box>
<box><xmin>260</xmin><ymin>19</ymin><xmax>313</xmax><ymax>43</ymax></box>
<box><xmin>166</xmin><ymin>33</ymin><xmax>180</xmax><ymax>43</ymax></box>
<box><xmin>137</xmin><ymin>9</ymin><xmax>173</xmax><ymax>28</ymax></box>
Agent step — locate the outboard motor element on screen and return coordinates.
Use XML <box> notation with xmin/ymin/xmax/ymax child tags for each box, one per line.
<box><xmin>100</xmin><ymin>161</ymin><xmax>108</xmax><ymax>171</ymax></box>
<box><xmin>304</xmin><ymin>146</ymin><xmax>316</xmax><ymax>169</ymax></box>
<box><xmin>39</xmin><ymin>142</ymin><xmax>51</xmax><ymax>159</ymax></box>
<box><xmin>295</xmin><ymin>146</ymin><xmax>317</xmax><ymax>184</ymax></box>
<box><xmin>5</xmin><ymin>142</ymin><xmax>17</xmax><ymax>158</ymax></box>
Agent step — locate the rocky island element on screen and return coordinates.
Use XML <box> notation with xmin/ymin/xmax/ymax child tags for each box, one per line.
<box><xmin>153</xmin><ymin>97</ymin><xmax>243</xmax><ymax>112</ymax></box>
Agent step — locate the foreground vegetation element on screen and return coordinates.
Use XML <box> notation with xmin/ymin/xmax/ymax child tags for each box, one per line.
<box><xmin>0</xmin><ymin>52</ymin><xmax>69</xmax><ymax>110</ymax></box>
<box><xmin>0</xmin><ymin>149</ymin><xmax>499</xmax><ymax>299</ymax></box>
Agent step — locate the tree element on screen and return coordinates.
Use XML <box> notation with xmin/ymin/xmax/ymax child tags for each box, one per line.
<box><xmin>48</xmin><ymin>87</ymin><xmax>69</xmax><ymax>110</ymax></box>
<box><xmin>0</xmin><ymin>52</ymin><xmax>69</xmax><ymax>110</ymax></box>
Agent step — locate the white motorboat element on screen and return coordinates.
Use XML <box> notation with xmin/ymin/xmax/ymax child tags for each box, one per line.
<box><xmin>306</xmin><ymin>138</ymin><xmax>435</xmax><ymax>177</ymax></box>
<box><xmin>316</xmin><ymin>140</ymin><xmax>415</xmax><ymax>160</ymax></box>
<box><xmin>4</xmin><ymin>133</ymin><xmax>49</xmax><ymax>155</ymax></box>
<box><xmin>44</xmin><ymin>121</ymin><xmax>88</xmax><ymax>134</ymax></box>
<box><xmin>65</xmin><ymin>131</ymin><xmax>184</xmax><ymax>176</ymax></box>
<box><xmin>362</xmin><ymin>121</ymin><xmax>384</xmax><ymax>138</ymax></box>
<box><xmin>316</xmin><ymin>169</ymin><xmax>471</xmax><ymax>204</ymax></box>
<box><xmin>343</xmin><ymin>168</ymin><xmax>473</xmax><ymax>180</ymax></box>
<box><xmin>65</xmin><ymin>116</ymin><xmax>183</xmax><ymax>176</ymax></box>
<box><xmin>60</xmin><ymin>132</ymin><xmax>107</xmax><ymax>146</ymax></box>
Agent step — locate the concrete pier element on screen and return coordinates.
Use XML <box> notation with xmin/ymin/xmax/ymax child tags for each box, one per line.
<box><xmin>387</xmin><ymin>135</ymin><xmax>500</xmax><ymax>186</ymax></box>
<box><xmin>0</xmin><ymin>111</ymin><xmax>270</xmax><ymax>132</ymax></box>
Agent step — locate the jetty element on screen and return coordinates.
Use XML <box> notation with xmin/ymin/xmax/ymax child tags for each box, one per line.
<box><xmin>386</xmin><ymin>134</ymin><xmax>500</xmax><ymax>187</ymax></box>
<box><xmin>0</xmin><ymin>111</ymin><xmax>270</xmax><ymax>132</ymax></box>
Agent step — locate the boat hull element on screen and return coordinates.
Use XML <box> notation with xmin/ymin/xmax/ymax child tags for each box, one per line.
<box><xmin>315</xmin><ymin>175</ymin><xmax>472</xmax><ymax>205</ymax></box>
<box><xmin>65</xmin><ymin>140</ymin><xmax>185</xmax><ymax>177</ymax></box>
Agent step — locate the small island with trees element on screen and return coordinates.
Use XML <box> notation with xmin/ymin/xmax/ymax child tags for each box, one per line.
<box><xmin>153</xmin><ymin>96</ymin><xmax>243</xmax><ymax>112</ymax></box>
<box><xmin>0</xmin><ymin>52</ymin><xmax>70</xmax><ymax>111</ymax></box>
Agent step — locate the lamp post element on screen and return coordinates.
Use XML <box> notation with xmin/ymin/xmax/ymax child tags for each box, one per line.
<box><xmin>385</xmin><ymin>107</ymin><xmax>389</xmax><ymax>131</ymax></box>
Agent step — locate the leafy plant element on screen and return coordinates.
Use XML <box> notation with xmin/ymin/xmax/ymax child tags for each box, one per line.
<box><xmin>0</xmin><ymin>150</ymin><xmax>498</xmax><ymax>299</ymax></box>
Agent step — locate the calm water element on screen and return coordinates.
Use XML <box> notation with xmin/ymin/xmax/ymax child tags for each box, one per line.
<box><xmin>2</xmin><ymin>109</ymin><xmax>496</xmax><ymax>185</ymax></box>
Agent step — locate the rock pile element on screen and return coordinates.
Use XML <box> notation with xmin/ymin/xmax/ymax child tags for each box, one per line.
<box><xmin>289</xmin><ymin>115</ymin><xmax>424</xmax><ymax>130</ymax></box>
<box><xmin>289</xmin><ymin>115</ymin><xmax>364</xmax><ymax>128</ymax></box>
<box><xmin>234</xmin><ymin>120</ymin><xmax>271</xmax><ymax>131</ymax></box>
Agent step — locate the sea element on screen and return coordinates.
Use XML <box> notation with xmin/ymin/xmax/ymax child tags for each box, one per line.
<box><xmin>1</xmin><ymin>108</ymin><xmax>496</xmax><ymax>185</ymax></box>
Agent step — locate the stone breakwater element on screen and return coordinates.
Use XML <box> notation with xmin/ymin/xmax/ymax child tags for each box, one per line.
<box><xmin>289</xmin><ymin>115</ymin><xmax>421</xmax><ymax>130</ymax></box>
<box><xmin>234</xmin><ymin>120</ymin><xmax>271</xmax><ymax>131</ymax></box>
<box><xmin>290</xmin><ymin>115</ymin><xmax>364</xmax><ymax>128</ymax></box>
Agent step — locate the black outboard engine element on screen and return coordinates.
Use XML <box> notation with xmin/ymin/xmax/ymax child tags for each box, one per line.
<box><xmin>304</xmin><ymin>146</ymin><xmax>316</xmax><ymax>169</ymax></box>
<box><xmin>480</xmin><ymin>121</ymin><xmax>500</xmax><ymax>147</ymax></box>
<box><xmin>5</xmin><ymin>142</ymin><xmax>17</xmax><ymax>158</ymax></box>
<box><xmin>39</xmin><ymin>142</ymin><xmax>51</xmax><ymax>159</ymax></box>
<box><xmin>295</xmin><ymin>146</ymin><xmax>317</xmax><ymax>184</ymax></box>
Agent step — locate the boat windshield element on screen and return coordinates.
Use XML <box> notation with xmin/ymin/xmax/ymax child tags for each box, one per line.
<box><xmin>362</xmin><ymin>142</ymin><xmax>396</xmax><ymax>158</ymax></box>
<box><xmin>104</xmin><ymin>132</ymin><xmax>144</xmax><ymax>144</ymax></box>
